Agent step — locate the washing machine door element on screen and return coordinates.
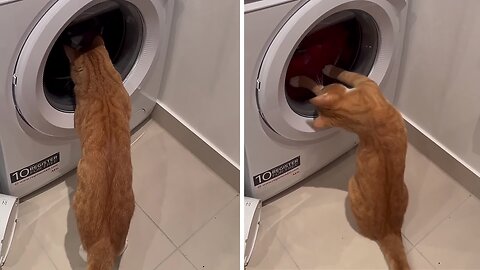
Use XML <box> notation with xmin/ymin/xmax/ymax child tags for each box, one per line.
<box><xmin>12</xmin><ymin>0</ymin><xmax>165</xmax><ymax>137</ymax></box>
<box><xmin>257</xmin><ymin>0</ymin><xmax>403</xmax><ymax>141</ymax></box>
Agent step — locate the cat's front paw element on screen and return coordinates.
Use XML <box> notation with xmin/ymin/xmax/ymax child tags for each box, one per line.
<box><xmin>289</xmin><ymin>76</ymin><xmax>301</xmax><ymax>88</ymax></box>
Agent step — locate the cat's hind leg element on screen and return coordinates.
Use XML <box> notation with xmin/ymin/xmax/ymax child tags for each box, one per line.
<box><xmin>79</xmin><ymin>244</ymin><xmax>87</xmax><ymax>262</ymax></box>
<box><xmin>347</xmin><ymin>176</ymin><xmax>386</xmax><ymax>241</ymax></box>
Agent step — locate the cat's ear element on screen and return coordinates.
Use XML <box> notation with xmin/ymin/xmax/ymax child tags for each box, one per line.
<box><xmin>312</xmin><ymin>116</ymin><xmax>333</xmax><ymax>129</ymax></box>
<box><xmin>91</xmin><ymin>36</ymin><xmax>105</xmax><ymax>48</ymax></box>
<box><xmin>63</xmin><ymin>45</ymin><xmax>80</xmax><ymax>63</ymax></box>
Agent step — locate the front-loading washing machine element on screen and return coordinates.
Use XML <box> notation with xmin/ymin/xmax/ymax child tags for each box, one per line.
<box><xmin>245</xmin><ymin>0</ymin><xmax>408</xmax><ymax>200</ymax></box>
<box><xmin>0</xmin><ymin>0</ymin><xmax>174</xmax><ymax>197</ymax></box>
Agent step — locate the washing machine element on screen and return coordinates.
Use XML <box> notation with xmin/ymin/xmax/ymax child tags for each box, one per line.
<box><xmin>0</xmin><ymin>0</ymin><xmax>174</xmax><ymax>197</ymax></box>
<box><xmin>245</xmin><ymin>0</ymin><xmax>408</xmax><ymax>200</ymax></box>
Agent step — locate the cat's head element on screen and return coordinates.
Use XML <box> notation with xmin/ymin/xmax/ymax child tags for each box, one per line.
<box><xmin>63</xmin><ymin>36</ymin><xmax>109</xmax><ymax>85</ymax></box>
<box><xmin>291</xmin><ymin>66</ymin><xmax>387</xmax><ymax>133</ymax></box>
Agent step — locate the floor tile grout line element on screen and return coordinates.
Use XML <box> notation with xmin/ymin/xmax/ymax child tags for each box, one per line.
<box><xmin>412</xmin><ymin>194</ymin><xmax>471</xmax><ymax>247</ymax></box>
<box><xmin>150</xmin><ymin>248</ymin><xmax>179</xmax><ymax>270</ymax></box>
<box><xmin>153</xmin><ymin>194</ymin><xmax>239</xmax><ymax>270</ymax></box>
<box><xmin>134</xmin><ymin>192</ymin><xmax>235</xmax><ymax>251</ymax></box>
<box><xmin>177</xmin><ymin>194</ymin><xmax>239</xmax><ymax>248</ymax></box>
<box><xmin>143</xmin><ymin>120</ymin><xmax>237</xmax><ymax>195</ymax></box>
<box><xmin>133</xmin><ymin>121</ymin><xmax>237</xmax><ymax>269</ymax></box>
<box><xmin>274</xmin><ymin>234</ymin><xmax>301</xmax><ymax>270</ymax></box>
<box><xmin>31</xmin><ymin>232</ymin><xmax>60</xmax><ymax>270</ymax></box>
<box><xmin>132</xmin><ymin>120</ymin><xmax>238</xmax><ymax>240</ymax></box>
<box><xmin>133</xmin><ymin>191</ymin><xmax>238</xmax><ymax>267</ymax></box>
<box><xmin>261</xmin><ymin>195</ymin><xmax>314</xmax><ymax>270</ymax></box>
<box><xmin>401</xmin><ymin>233</ymin><xmax>415</xmax><ymax>252</ymax></box>
<box><xmin>134</xmin><ymin>202</ymin><xmax>179</xmax><ymax>250</ymax></box>
<box><xmin>412</xmin><ymin>247</ymin><xmax>437</xmax><ymax>269</ymax></box>
<box><xmin>151</xmin><ymin>246</ymin><xmax>199</xmax><ymax>270</ymax></box>
<box><xmin>177</xmin><ymin>248</ymin><xmax>200</xmax><ymax>270</ymax></box>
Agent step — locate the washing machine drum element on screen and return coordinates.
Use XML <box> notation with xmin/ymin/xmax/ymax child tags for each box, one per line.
<box><xmin>256</xmin><ymin>0</ymin><xmax>402</xmax><ymax>141</ymax></box>
<box><xmin>13</xmin><ymin>0</ymin><xmax>163</xmax><ymax>138</ymax></box>
<box><xmin>43</xmin><ymin>2</ymin><xmax>142</xmax><ymax>113</ymax></box>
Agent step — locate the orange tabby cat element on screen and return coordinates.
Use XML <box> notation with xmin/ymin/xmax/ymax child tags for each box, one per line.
<box><xmin>64</xmin><ymin>36</ymin><xmax>135</xmax><ymax>270</ymax></box>
<box><xmin>291</xmin><ymin>65</ymin><xmax>410</xmax><ymax>270</ymax></box>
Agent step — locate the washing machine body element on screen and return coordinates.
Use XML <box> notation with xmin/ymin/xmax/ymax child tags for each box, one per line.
<box><xmin>245</xmin><ymin>0</ymin><xmax>408</xmax><ymax>200</ymax></box>
<box><xmin>0</xmin><ymin>0</ymin><xmax>174</xmax><ymax>197</ymax></box>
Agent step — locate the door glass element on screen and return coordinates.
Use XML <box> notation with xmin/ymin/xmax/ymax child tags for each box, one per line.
<box><xmin>43</xmin><ymin>1</ymin><xmax>143</xmax><ymax>112</ymax></box>
<box><xmin>285</xmin><ymin>10</ymin><xmax>378</xmax><ymax>117</ymax></box>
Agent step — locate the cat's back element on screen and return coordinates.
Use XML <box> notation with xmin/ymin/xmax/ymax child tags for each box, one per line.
<box><xmin>76</xmin><ymin>48</ymin><xmax>131</xmax><ymax>147</ymax></box>
<box><xmin>74</xmin><ymin>48</ymin><xmax>134</xmax><ymax>227</ymax></box>
<box><xmin>74</xmin><ymin>49</ymin><xmax>133</xmax><ymax>196</ymax></box>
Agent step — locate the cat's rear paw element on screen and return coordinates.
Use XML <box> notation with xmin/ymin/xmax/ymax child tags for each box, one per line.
<box><xmin>79</xmin><ymin>244</ymin><xmax>87</xmax><ymax>262</ymax></box>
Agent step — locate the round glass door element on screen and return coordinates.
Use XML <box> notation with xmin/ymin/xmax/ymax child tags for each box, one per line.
<box><xmin>13</xmin><ymin>0</ymin><xmax>163</xmax><ymax>137</ymax></box>
<box><xmin>285</xmin><ymin>10</ymin><xmax>378</xmax><ymax>118</ymax></box>
<box><xmin>256</xmin><ymin>0</ymin><xmax>399</xmax><ymax>141</ymax></box>
<box><xmin>43</xmin><ymin>1</ymin><xmax>143</xmax><ymax>112</ymax></box>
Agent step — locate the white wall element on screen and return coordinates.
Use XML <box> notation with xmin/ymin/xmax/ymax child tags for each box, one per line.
<box><xmin>397</xmin><ymin>0</ymin><xmax>480</xmax><ymax>175</ymax></box>
<box><xmin>158</xmin><ymin>0</ymin><xmax>239</xmax><ymax>166</ymax></box>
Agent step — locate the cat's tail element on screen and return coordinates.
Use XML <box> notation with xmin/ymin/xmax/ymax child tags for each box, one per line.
<box><xmin>87</xmin><ymin>238</ymin><xmax>115</xmax><ymax>270</ymax></box>
<box><xmin>377</xmin><ymin>232</ymin><xmax>410</xmax><ymax>270</ymax></box>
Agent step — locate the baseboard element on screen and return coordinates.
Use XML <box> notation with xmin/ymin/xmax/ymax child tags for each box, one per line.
<box><xmin>404</xmin><ymin>116</ymin><xmax>480</xmax><ymax>199</ymax></box>
<box><xmin>148</xmin><ymin>104</ymin><xmax>480</xmax><ymax>197</ymax></box>
<box><xmin>151</xmin><ymin>102</ymin><xmax>240</xmax><ymax>192</ymax></box>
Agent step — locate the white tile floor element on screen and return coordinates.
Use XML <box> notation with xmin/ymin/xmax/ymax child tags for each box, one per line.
<box><xmin>247</xmin><ymin>143</ymin><xmax>478</xmax><ymax>270</ymax></box>
<box><xmin>3</xmin><ymin>120</ymin><xmax>239</xmax><ymax>270</ymax></box>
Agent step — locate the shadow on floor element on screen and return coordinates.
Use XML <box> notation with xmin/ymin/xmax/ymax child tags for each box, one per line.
<box><xmin>262</xmin><ymin>146</ymin><xmax>362</xmax><ymax>238</ymax></box>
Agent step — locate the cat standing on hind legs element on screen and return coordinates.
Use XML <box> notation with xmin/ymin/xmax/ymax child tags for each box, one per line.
<box><xmin>64</xmin><ymin>36</ymin><xmax>135</xmax><ymax>270</ymax></box>
<box><xmin>290</xmin><ymin>65</ymin><xmax>410</xmax><ymax>270</ymax></box>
